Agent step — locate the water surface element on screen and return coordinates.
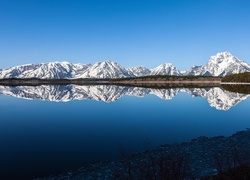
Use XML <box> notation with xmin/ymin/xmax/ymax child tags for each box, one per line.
<box><xmin>0</xmin><ymin>85</ymin><xmax>249</xmax><ymax>179</ymax></box>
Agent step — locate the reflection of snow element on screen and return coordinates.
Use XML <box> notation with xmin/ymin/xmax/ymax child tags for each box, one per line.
<box><xmin>0</xmin><ymin>85</ymin><xmax>249</xmax><ymax>111</ymax></box>
<box><xmin>150</xmin><ymin>89</ymin><xmax>180</xmax><ymax>100</ymax></box>
<box><xmin>184</xmin><ymin>88</ymin><xmax>250</xmax><ymax>111</ymax></box>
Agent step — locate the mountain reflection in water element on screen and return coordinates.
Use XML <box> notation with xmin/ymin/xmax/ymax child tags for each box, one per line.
<box><xmin>0</xmin><ymin>85</ymin><xmax>249</xmax><ymax>111</ymax></box>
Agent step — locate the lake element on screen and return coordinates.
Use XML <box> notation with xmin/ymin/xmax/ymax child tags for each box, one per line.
<box><xmin>0</xmin><ymin>85</ymin><xmax>250</xmax><ymax>179</ymax></box>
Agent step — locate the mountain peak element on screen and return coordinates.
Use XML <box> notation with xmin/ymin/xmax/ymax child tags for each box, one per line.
<box><xmin>182</xmin><ymin>52</ymin><xmax>250</xmax><ymax>76</ymax></box>
<box><xmin>215</xmin><ymin>51</ymin><xmax>233</xmax><ymax>57</ymax></box>
<box><xmin>162</xmin><ymin>63</ymin><xmax>173</xmax><ymax>66</ymax></box>
<box><xmin>76</xmin><ymin>60</ymin><xmax>130</xmax><ymax>79</ymax></box>
<box><xmin>208</xmin><ymin>52</ymin><xmax>237</xmax><ymax>64</ymax></box>
<box><xmin>102</xmin><ymin>60</ymin><xmax>114</xmax><ymax>64</ymax></box>
<box><xmin>127</xmin><ymin>66</ymin><xmax>151</xmax><ymax>77</ymax></box>
<box><xmin>151</xmin><ymin>63</ymin><xmax>181</xmax><ymax>76</ymax></box>
<box><xmin>210</xmin><ymin>52</ymin><xmax>235</xmax><ymax>60</ymax></box>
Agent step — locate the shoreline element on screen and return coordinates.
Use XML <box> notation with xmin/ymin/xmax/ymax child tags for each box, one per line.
<box><xmin>0</xmin><ymin>78</ymin><xmax>249</xmax><ymax>86</ymax></box>
<box><xmin>220</xmin><ymin>82</ymin><xmax>250</xmax><ymax>85</ymax></box>
<box><xmin>35</xmin><ymin>129</ymin><xmax>250</xmax><ymax>179</ymax></box>
<box><xmin>110</xmin><ymin>80</ymin><xmax>221</xmax><ymax>84</ymax></box>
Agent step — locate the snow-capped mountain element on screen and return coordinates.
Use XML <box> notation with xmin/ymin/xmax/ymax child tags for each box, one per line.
<box><xmin>0</xmin><ymin>62</ymin><xmax>91</xmax><ymax>79</ymax></box>
<box><xmin>182</xmin><ymin>65</ymin><xmax>203</xmax><ymax>76</ymax></box>
<box><xmin>150</xmin><ymin>63</ymin><xmax>181</xmax><ymax>76</ymax></box>
<box><xmin>74</xmin><ymin>61</ymin><xmax>132</xmax><ymax>79</ymax></box>
<box><xmin>127</xmin><ymin>66</ymin><xmax>151</xmax><ymax>77</ymax></box>
<box><xmin>0</xmin><ymin>61</ymin><xmax>132</xmax><ymax>79</ymax></box>
<box><xmin>1</xmin><ymin>52</ymin><xmax>250</xmax><ymax>79</ymax></box>
<box><xmin>184</xmin><ymin>52</ymin><xmax>250</xmax><ymax>76</ymax></box>
<box><xmin>0</xmin><ymin>85</ymin><xmax>249</xmax><ymax>110</ymax></box>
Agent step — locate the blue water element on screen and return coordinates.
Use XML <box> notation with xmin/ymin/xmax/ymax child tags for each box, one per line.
<box><xmin>0</xmin><ymin>86</ymin><xmax>250</xmax><ymax>179</ymax></box>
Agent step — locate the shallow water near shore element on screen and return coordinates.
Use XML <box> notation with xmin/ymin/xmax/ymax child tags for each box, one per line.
<box><xmin>0</xmin><ymin>85</ymin><xmax>250</xmax><ymax>179</ymax></box>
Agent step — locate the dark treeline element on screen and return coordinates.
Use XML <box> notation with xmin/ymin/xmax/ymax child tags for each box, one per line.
<box><xmin>110</xmin><ymin>75</ymin><xmax>222</xmax><ymax>81</ymax></box>
<box><xmin>222</xmin><ymin>72</ymin><xmax>250</xmax><ymax>82</ymax></box>
<box><xmin>3</xmin><ymin>73</ymin><xmax>250</xmax><ymax>87</ymax></box>
<box><xmin>110</xmin><ymin>83</ymin><xmax>221</xmax><ymax>89</ymax></box>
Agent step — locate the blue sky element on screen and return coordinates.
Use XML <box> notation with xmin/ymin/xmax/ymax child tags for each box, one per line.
<box><xmin>1</xmin><ymin>0</ymin><xmax>250</xmax><ymax>70</ymax></box>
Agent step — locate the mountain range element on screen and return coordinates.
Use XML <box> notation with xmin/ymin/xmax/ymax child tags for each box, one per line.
<box><xmin>0</xmin><ymin>85</ymin><xmax>249</xmax><ymax>110</ymax></box>
<box><xmin>0</xmin><ymin>52</ymin><xmax>250</xmax><ymax>79</ymax></box>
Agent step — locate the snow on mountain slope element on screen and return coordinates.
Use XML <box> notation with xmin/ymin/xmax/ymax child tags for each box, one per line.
<box><xmin>0</xmin><ymin>52</ymin><xmax>250</xmax><ymax>79</ymax></box>
<box><xmin>0</xmin><ymin>61</ymin><xmax>131</xmax><ymax>79</ymax></box>
<box><xmin>0</xmin><ymin>62</ymin><xmax>89</xmax><ymax>79</ymax></box>
<box><xmin>71</xmin><ymin>63</ymin><xmax>92</xmax><ymax>77</ymax></box>
<box><xmin>182</xmin><ymin>65</ymin><xmax>203</xmax><ymax>76</ymax></box>
<box><xmin>184</xmin><ymin>52</ymin><xmax>250</xmax><ymax>76</ymax></box>
<box><xmin>75</xmin><ymin>60</ymin><xmax>131</xmax><ymax>79</ymax></box>
<box><xmin>127</xmin><ymin>66</ymin><xmax>151</xmax><ymax>77</ymax></box>
<box><xmin>150</xmin><ymin>63</ymin><xmax>181</xmax><ymax>76</ymax></box>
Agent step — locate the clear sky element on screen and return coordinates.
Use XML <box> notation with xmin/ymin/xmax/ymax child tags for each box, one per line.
<box><xmin>1</xmin><ymin>0</ymin><xmax>250</xmax><ymax>70</ymax></box>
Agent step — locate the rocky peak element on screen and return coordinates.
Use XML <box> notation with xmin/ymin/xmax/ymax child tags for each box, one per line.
<box><xmin>208</xmin><ymin>52</ymin><xmax>239</xmax><ymax>65</ymax></box>
<box><xmin>151</xmin><ymin>63</ymin><xmax>181</xmax><ymax>76</ymax></box>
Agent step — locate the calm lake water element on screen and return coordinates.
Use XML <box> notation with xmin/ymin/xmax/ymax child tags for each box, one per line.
<box><xmin>0</xmin><ymin>85</ymin><xmax>250</xmax><ymax>179</ymax></box>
